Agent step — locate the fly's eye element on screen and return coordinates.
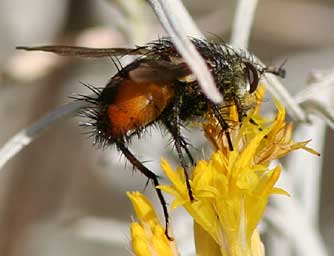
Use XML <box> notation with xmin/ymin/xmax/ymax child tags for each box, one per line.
<box><xmin>244</xmin><ymin>62</ymin><xmax>259</xmax><ymax>93</ymax></box>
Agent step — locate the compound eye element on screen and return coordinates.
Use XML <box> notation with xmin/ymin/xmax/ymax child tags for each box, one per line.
<box><xmin>244</xmin><ymin>62</ymin><xmax>259</xmax><ymax>93</ymax></box>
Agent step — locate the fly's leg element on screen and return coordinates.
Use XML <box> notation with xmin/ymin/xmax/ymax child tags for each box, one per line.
<box><xmin>234</xmin><ymin>96</ymin><xmax>263</xmax><ymax>131</ymax></box>
<box><xmin>164</xmin><ymin>121</ymin><xmax>195</xmax><ymax>201</ymax></box>
<box><xmin>116</xmin><ymin>142</ymin><xmax>172</xmax><ymax>240</ymax></box>
<box><xmin>182</xmin><ymin>139</ymin><xmax>195</xmax><ymax>166</ymax></box>
<box><xmin>162</xmin><ymin>92</ymin><xmax>195</xmax><ymax>201</ymax></box>
<box><xmin>210</xmin><ymin>103</ymin><xmax>234</xmax><ymax>151</ymax></box>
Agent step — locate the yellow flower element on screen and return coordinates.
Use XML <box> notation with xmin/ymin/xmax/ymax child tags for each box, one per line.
<box><xmin>129</xmin><ymin>86</ymin><xmax>318</xmax><ymax>256</ymax></box>
<box><xmin>158</xmin><ymin>87</ymin><xmax>317</xmax><ymax>256</ymax></box>
<box><xmin>127</xmin><ymin>192</ymin><xmax>179</xmax><ymax>256</ymax></box>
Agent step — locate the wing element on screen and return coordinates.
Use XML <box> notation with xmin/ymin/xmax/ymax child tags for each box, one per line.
<box><xmin>128</xmin><ymin>59</ymin><xmax>191</xmax><ymax>84</ymax></box>
<box><xmin>17</xmin><ymin>45</ymin><xmax>193</xmax><ymax>83</ymax></box>
<box><xmin>16</xmin><ymin>45</ymin><xmax>150</xmax><ymax>58</ymax></box>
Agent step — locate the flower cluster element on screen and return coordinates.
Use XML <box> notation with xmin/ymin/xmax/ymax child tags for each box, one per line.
<box><xmin>128</xmin><ymin>192</ymin><xmax>179</xmax><ymax>256</ymax></box>
<box><xmin>128</xmin><ymin>87</ymin><xmax>318</xmax><ymax>256</ymax></box>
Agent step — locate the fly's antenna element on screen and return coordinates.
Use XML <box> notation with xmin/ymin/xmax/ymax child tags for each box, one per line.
<box><xmin>263</xmin><ymin>58</ymin><xmax>287</xmax><ymax>78</ymax></box>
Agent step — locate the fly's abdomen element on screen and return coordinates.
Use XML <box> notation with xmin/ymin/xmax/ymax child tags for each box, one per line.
<box><xmin>106</xmin><ymin>79</ymin><xmax>174</xmax><ymax>139</ymax></box>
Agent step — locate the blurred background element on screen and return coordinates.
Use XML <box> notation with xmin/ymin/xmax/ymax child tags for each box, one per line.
<box><xmin>0</xmin><ymin>0</ymin><xmax>333</xmax><ymax>255</ymax></box>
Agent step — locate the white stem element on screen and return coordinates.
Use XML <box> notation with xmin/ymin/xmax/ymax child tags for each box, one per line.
<box><xmin>148</xmin><ymin>0</ymin><xmax>223</xmax><ymax>104</ymax></box>
<box><xmin>230</xmin><ymin>0</ymin><xmax>258</xmax><ymax>49</ymax></box>
<box><xmin>263</xmin><ymin>74</ymin><xmax>308</xmax><ymax>122</ymax></box>
<box><xmin>0</xmin><ymin>101</ymin><xmax>87</xmax><ymax>171</ymax></box>
<box><xmin>266</xmin><ymin>204</ymin><xmax>328</xmax><ymax>256</ymax></box>
<box><xmin>288</xmin><ymin>117</ymin><xmax>326</xmax><ymax>223</ymax></box>
<box><xmin>265</xmin><ymin>161</ymin><xmax>328</xmax><ymax>256</ymax></box>
<box><xmin>287</xmin><ymin>71</ymin><xmax>334</xmax><ymax>223</ymax></box>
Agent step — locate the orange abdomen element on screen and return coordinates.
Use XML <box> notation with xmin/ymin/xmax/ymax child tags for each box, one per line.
<box><xmin>107</xmin><ymin>80</ymin><xmax>174</xmax><ymax>138</ymax></box>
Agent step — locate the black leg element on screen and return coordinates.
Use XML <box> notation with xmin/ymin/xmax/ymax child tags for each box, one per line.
<box><xmin>116</xmin><ymin>142</ymin><xmax>172</xmax><ymax>240</ymax></box>
<box><xmin>182</xmin><ymin>140</ymin><xmax>195</xmax><ymax>166</ymax></box>
<box><xmin>163</xmin><ymin>120</ymin><xmax>195</xmax><ymax>201</ymax></box>
<box><xmin>233</xmin><ymin>96</ymin><xmax>244</xmax><ymax>123</ymax></box>
<box><xmin>162</xmin><ymin>91</ymin><xmax>195</xmax><ymax>201</ymax></box>
<box><xmin>210</xmin><ymin>103</ymin><xmax>234</xmax><ymax>151</ymax></box>
<box><xmin>170</xmin><ymin>130</ymin><xmax>195</xmax><ymax>166</ymax></box>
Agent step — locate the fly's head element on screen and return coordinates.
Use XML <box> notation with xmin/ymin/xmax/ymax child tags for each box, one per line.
<box><xmin>230</xmin><ymin>59</ymin><xmax>261</xmax><ymax>105</ymax></box>
<box><xmin>210</xmin><ymin>45</ymin><xmax>285</xmax><ymax>117</ymax></box>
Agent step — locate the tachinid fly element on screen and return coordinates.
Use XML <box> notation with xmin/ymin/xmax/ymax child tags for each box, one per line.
<box><xmin>17</xmin><ymin>37</ymin><xmax>285</xmax><ymax>238</ymax></box>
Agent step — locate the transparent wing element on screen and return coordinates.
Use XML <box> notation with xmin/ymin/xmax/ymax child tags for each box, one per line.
<box><xmin>128</xmin><ymin>59</ymin><xmax>191</xmax><ymax>83</ymax></box>
<box><xmin>16</xmin><ymin>45</ymin><xmax>150</xmax><ymax>58</ymax></box>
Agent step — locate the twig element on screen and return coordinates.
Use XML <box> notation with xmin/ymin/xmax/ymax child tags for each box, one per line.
<box><xmin>147</xmin><ymin>0</ymin><xmax>223</xmax><ymax>104</ymax></box>
<box><xmin>295</xmin><ymin>70</ymin><xmax>334</xmax><ymax>129</ymax></box>
<box><xmin>0</xmin><ymin>101</ymin><xmax>88</xmax><ymax>171</ymax></box>
<box><xmin>286</xmin><ymin>70</ymin><xmax>334</xmax><ymax>223</ymax></box>
<box><xmin>300</xmin><ymin>100</ymin><xmax>334</xmax><ymax>130</ymax></box>
<box><xmin>230</xmin><ymin>0</ymin><xmax>258</xmax><ymax>49</ymax></box>
<box><xmin>265</xmin><ymin>160</ymin><xmax>328</xmax><ymax>256</ymax></box>
<box><xmin>263</xmin><ymin>74</ymin><xmax>308</xmax><ymax>122</ymax></box>
<box><xmin>266</xmin><ymin>205</ymin><xmax>328</xmax><ymax>256</ymax></box>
